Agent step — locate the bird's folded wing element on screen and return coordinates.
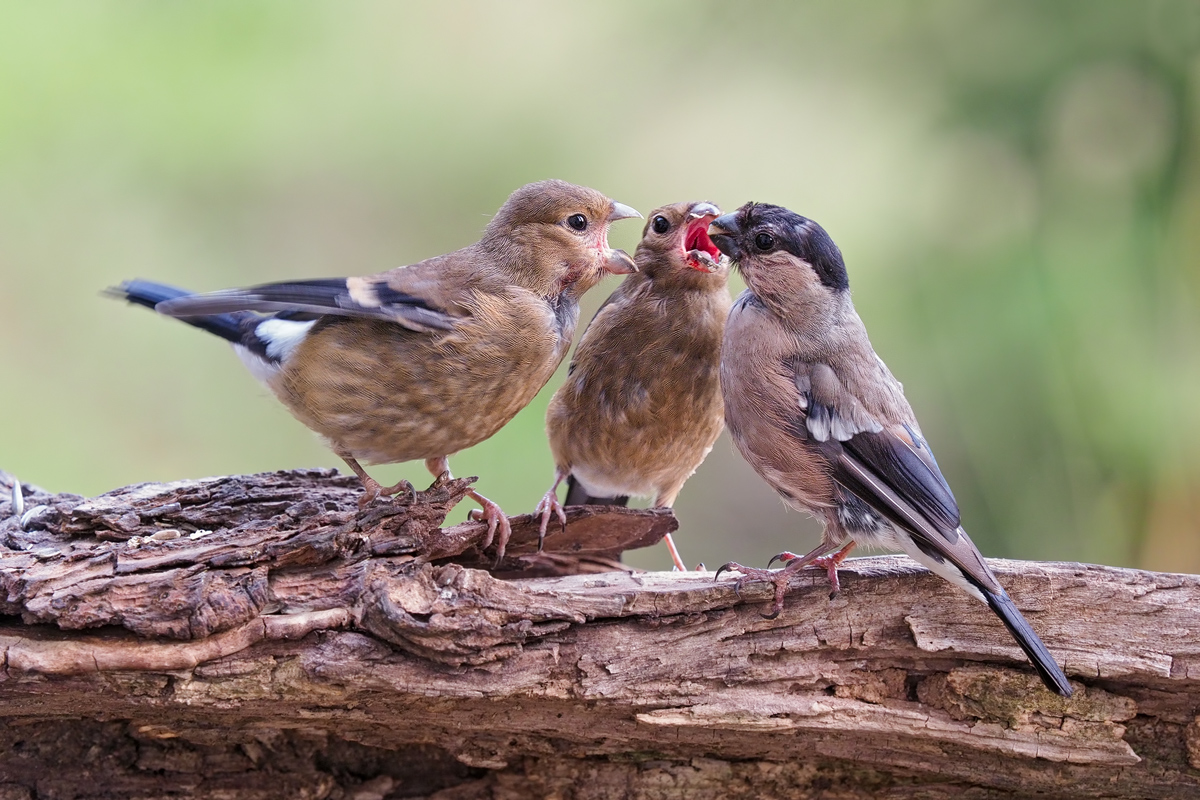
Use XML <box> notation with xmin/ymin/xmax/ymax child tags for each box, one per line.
<box><xmin>790</xmin><ymin>358</ymin><xmax>963</xmax><ymax>548</ymax></box>
<box><xmin>156</xmin><ymin>274</ymin><xmax>461</xmax><ymax>334</ymax></box>
<box><xmin>792</xmin><ymin>357</ymin><xmax>1007</xmax><ymax>592</ymax></box>
<box><xmin>833</xmin><ymin>429</ymin><xmax>961</xmax><ymax>541</ymax></box>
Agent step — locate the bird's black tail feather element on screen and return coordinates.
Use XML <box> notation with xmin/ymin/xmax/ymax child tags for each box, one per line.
<box><xmin>564</xmin><ymin>475</ymin><xmax>630</xmax><ymax>507</ymax></box>
<box><xmin>108</xmin><ymin>280</ymin><xmax>251</xmax><ymax>346</ymax></box>
<box><xmin>984</xmin><ymin>589</ymin><xmax>1073</xmax><ymax>697</ymax></box>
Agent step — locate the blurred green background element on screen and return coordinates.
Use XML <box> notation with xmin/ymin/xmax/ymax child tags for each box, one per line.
<box><xmin>2</xmin><ymin>1</ymin><xmax>1199</xmax><ymax>573</ymax></box>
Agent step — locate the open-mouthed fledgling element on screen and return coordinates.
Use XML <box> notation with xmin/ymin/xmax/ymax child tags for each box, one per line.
<box><xmin>535</xmin><ymin>201</ymin><xmax>731</xmax><ymax>570</ymax></box>
<box><xmin>109</xmin><ymin>180</ymin><xmax>641</xmax><ymax>561</ymax></box>
<box><xmin>708</xmin><ymin>202</ymin><xmax>1073</xmax><ymax>696</ymax></box>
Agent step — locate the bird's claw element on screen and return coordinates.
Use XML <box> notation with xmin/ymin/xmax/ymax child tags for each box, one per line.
<box><xmin>3</xmin><ymin>473</ymin><xmax>45</xmax><ymax>532</ymax></box>
<box><xmin>713</xmin><ymin>561</ymin><xmax>754</xmax><ymax>597</ymax></box>
<box><xmin>5</xmin><ymin>473</ymin><xmax>24</xmax><ymax>520</ymax></box>
<box><xmin>767</xmin><ymin>550</ymin><xmax>801</xmax><ymax>569</ymax></box>
<box><xmin>467</xmin><ymin>491</ymin><xmax>511</xmax><ymax>567</ymax></box>
<box><xmin>767</xmin><ymin>549</ymin><xmax>844</xmax><ymax>597</ymax></box>
<box><xmin>402</xmin><ymin>482</ymin><xmax>419</xmax><ymax>504</ymax></box>
<box><xmin>383</xmin><ymin>479</ymin><xmax>417</xmax><ymax>505</ymax></box>
<box><xmin>358</xmin><ymin>477</ymin><xmax>416</xmax><ymax>509</ymax></box>
<box><xmin>713</xmin><ymin>561</ymin><xmax>740</xmax><ymax>582</ymax></box>
<box><xmin>533</xmin><ymin>490</ymin><xmax>567</xmax><ymax>551</ymax></box>
<box><xmin>713</xmin><ymin>561</ymin><xmax>792</xmax><ymax>618</ymax></box>
<box><xmin>357</xmin><ymin>479</ymin><xmax>384</xmax><ymax>509</ymax></box>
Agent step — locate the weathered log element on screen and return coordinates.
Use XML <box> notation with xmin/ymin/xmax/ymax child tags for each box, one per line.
<box><xmin>1</xmin><ymin>469</ymin><xmax>1198</xmax><ymax>799</ymax></box>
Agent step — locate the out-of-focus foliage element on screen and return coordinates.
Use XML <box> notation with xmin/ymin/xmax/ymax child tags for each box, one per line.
<box><xmin>2</xmin><ymin>1</ymin><xmax>1198</xmax><ymax>572</ymax></box>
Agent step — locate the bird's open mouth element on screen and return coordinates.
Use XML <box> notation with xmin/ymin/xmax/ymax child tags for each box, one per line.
<box><xmin>684</xmin><ymin>217</ymin><xmax>722</xmax><ymax>273</ymax></box>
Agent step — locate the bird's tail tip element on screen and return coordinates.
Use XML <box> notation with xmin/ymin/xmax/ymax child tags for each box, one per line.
<box><xmin>104</xmin><ymin>279</ymin><xmax>194</xmax><ymax>310</ymax></box>
<box><xmin>985</xmin><ymin>589</ymin><xmax>1073</xmax><ymax>697</ymax></box>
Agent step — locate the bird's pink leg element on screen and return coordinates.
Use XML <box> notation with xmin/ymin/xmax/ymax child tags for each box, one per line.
<box><xmin>467</xmin><ymin>489</ymin><xmax>512</xmax><ymax>562</ymax></box>
<box><xmin>340</xmin><ymin>454</ymin><xmax>415</xmax><ymax>509</ymax></box>
<box><xmin>769</xmin><ymin>541</ymin><xmax>857</xmax><ymax>597</ymax></box>
<box><xmin>425</xmin><ymin>457</ymin><xmax>512</xmax><ymax>565</ymax></box>
<box><xmin>662</xmin><ymin>533</ymin><xmax>688</xmax><ymax>572</ymax></box>
<box><xmin>714</xmin><ymin>540</ymin><xmax>843</xmax><ymax>619</ymax></box>
<box><xmin>652</xmin><ymin>489</ymin><xmax>690</xmax><ymax>572</ymax></box>
<box><xmin>534</xmin><ymin>470</ymin><xmax>569</xmax><ymax>550</ymax></box>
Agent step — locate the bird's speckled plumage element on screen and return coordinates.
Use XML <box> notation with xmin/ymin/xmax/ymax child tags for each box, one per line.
<box><xmin>109</xmin><ymin>180</ymin><xmax>641</xmax><ymax>560</ymax></box>
<box><xmin>711</xmin><ymin>202</ymin><xmax>1073</xmax><ymax>696</ymax></box>
<box><xmin>537</xmin><ymin>201</ymin><xmax>731</xmax><ymax>569</ymax></box>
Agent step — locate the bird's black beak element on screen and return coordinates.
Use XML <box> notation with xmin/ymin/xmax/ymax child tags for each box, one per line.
<box><xmin>707</xmin><ymin>213</ymin><xmax>744</xmax><ymax>261</ymax></box>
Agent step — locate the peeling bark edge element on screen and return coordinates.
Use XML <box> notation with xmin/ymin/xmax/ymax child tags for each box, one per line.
<box><xmin>1</xmin><ymin>469</ymin><xmax>1199</xmax><ymax>799</ymax></box>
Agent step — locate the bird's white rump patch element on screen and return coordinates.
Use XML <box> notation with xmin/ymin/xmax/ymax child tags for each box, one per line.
<box><xmin>256</xmin><ymin>318</ymin><xmax>315</xmax><ymax>361</ymax></box>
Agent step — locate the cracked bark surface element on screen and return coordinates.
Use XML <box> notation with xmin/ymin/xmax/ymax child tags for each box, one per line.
<box><xmin>1</xmin><ymin>468</ymin><xmax>1199</xmax><ymax>799</ymax></box>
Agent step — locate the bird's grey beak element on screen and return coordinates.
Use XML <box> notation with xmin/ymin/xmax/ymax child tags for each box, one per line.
<box><xmin>608</xmin><ymin>202</ymin><xmax>642</xmax><ymax>222</ymax></box>
<box><xmin>604</xmin><ymin>248</ymin><xmax>637</xmax><ymax>275</ymax></box>
<box><xmin>708</xmin><ymin>213</ymin><xmax>740</xmax><ymax>238</ymax></box>
<box><xmin>689</xmin><ymin>202</ymin><xmax>721</xmax><ymax>219</ymax></box>
<box><xmin>707</xmin><ymin>213</ymin><xmax>743</xmax><ymax>261</ymax></box>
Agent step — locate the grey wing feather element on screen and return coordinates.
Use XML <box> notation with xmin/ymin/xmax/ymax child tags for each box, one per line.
<box><xmin>787</xmin><ymin>357</ymin><xmax>963</xmax><ymax>549</ymax></box>
<box><xmin>804</xmin><ymin>362</ymin><xmax>883</xmax><ymax>442</ymax></box>
<box><xmin>156</xmin><ymin>277</ymin><xmax>460</xmax><ymax>334</ymax></box>
<box><xmin>832</xmin><ymin>429</ymin><xmax>960</xmax><ymax>539</ymax></box>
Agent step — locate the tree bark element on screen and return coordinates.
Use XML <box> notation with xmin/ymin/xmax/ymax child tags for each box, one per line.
<box><xmin>1</xmin><ymin>468</ymin><xmax>1198</xmax><ymax>799</ymax></box>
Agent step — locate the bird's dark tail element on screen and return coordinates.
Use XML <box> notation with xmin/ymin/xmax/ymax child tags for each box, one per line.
<box><xmin>984</xmin><ymin>589</ymin><xmax>1073</xmax><ymax>697</ymax></box>
<box><xmin>107</xmin><ymin>280</ymin><xmax>251</xmax><ymax>346</ymax></box>
<box><xmin>564</xmin><ymin>475</ymin><xmax>630</xmax><ymax>507</ymax></box>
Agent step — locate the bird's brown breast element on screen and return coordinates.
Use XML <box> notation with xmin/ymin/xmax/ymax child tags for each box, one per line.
<box><xmin>276</xmin><ymin>288</ymin><xmax>567</xmax><ymax>464</ymax></box>
<box><xmin>547</xmin><ymin>278</ymin><xmax>729</xmax><ymax>498</ymax></box>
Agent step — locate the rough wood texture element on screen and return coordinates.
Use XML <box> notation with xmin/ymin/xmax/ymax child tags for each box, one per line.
<box><xmin>1</xmin><ymin>469</ymin><xmax>1199</xmax><ymax>799</ymax></box>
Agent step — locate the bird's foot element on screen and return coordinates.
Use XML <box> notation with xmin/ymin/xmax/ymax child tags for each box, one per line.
<box><xmin>382</xmin><ymin>479</ymin><xmax>417</xmax><ymax>504</ymax></box>
<box><xmin>713</xmin><ymin>561</ymin><xmax>795</xmax><ymax>619</ymax></box>
<box><xmin>356</xmin><ymin>477</ymin><xmax>416</xmax><ymax>509</ymax></box>
<box><xmin>357</xmin><ymin>478</ymin><xmax>384</xmax><ymax>510</ymax></box>
<box><xmin>769</xmin><ymin>541</ymin><xmax>856</xmax><ymax>598</ymax></box>
<box><xmin>533</xmin><ymin>489</ymin><xmax>567</xmax><ymax>551</ymax></box>
<box><xmin>467</xmin><ymin>489</ymin><xmax>512</xmax><ymax>565</ymax></box>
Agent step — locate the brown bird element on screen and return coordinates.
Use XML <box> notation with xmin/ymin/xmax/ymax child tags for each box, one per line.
<box><xmin>109</xmin><ymin>180</ymin><xmax>641</xmax><ymax>560</ymax></box>
<box><xmin>536</xmin><ymin>201</ymin><xmax>731</xmax><ymax>570</ymax></box>
<box><xmin>709</xmin><ymin>202</ymin><xmax>1073</xmax><ymax>696</ymax></box>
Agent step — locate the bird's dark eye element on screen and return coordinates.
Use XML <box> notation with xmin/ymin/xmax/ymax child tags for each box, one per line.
<box><xmin>754</xmin><ymin>232</ymin><xmax>776</xmax><ymax>251</ymax></box>
<box><xmin>651</xmin><ymin>215</ymin><xmax>670</xmax><ymax>234</ymax></box>
<box><xmin>567</xmin><ymin>214</ymin><xmax>588</xmax><ymax>232</ymax></box>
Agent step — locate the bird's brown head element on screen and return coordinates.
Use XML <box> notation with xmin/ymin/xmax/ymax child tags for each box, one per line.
<box><xmin>483</xmin><ymin>179</ymin><xmax>641</xmax><ymax>298</ymax></box>
<box><xmin>708</xmin><ymin>203</ymin><xmax>849</xmax><ymax>318</ymax></box>
<box><xmin>634</xmin><ymin>201</ymin><xmax>730</xmax><ymax>288</ymax></box>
